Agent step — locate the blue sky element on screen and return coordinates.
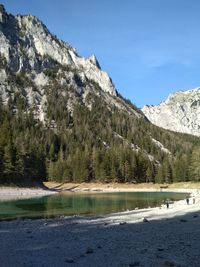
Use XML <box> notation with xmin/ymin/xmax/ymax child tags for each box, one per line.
<box><xmin>2</xmin><ymin>0</ymin><xmax>200</xmax><ymax>107</ymax></box>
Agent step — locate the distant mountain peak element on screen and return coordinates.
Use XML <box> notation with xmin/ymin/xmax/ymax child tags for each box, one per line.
<box><xmin>88</xmin><ymin>54</ymin><xmax>101</xmax><ymax>69</ymax></box>
<box><xmin>0</xmin><ymin>4</ymin><xmax>6</xmax><ymax>22</ymax></box>
<box><xmin>0</xmin><ymin>4</ymin><xmax>5</xmax><ymax>12</ymax></box>
<box><xmin>142</xmin><ymin>88</ymin><xmax>200</xmax><ymax>136</ymax></box>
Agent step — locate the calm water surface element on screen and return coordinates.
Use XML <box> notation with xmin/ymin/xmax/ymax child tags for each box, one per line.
<box><xmin>0</xmin><ymin>191</ymin><xmax>188</xmax><ymax>220</ymax></box>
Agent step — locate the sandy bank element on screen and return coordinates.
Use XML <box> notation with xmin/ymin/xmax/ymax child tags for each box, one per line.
<box><xmin>1</xmin><ymin>181</ymin><xmax>199</xmax><ymax>200</ymax></box>
<box><xmin>44</xmin><ymin>181</ymin><xmax>200</xmax><ymax>193</ymax></box>
<box><xmin>0</xmin><ymin>186</ymin><xmax>55</xmax><ymax>200</ymax></box>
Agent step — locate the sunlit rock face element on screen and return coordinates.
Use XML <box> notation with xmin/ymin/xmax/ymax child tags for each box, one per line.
<box><xmin>142</xmin><ymin>88</ymin><xmax>200</xmax><ymax>136</ymax></box>
<box><xmin>0</xmin><ymin>4</ymin><xmax>146</xmax><ymax>124</ymax></box>
<box><xmin>0</xmin><ymin>4</ymin><xmax>116</xmax><ymax>96</ymax></box>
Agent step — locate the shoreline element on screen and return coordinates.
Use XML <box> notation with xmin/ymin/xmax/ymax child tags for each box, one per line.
<box><xmin>1</xmin><ymin>182</ymin><xmax>200</xmax><ymax>266</ymax></box>
<box><xmin>2</xmin><ymin>181</ymin><xmax>200</xmax><ymax>189</ymax></box>
<box><xmin>0</xmin><ymin>181</ymin><xmax>199</xmax><ymax>200</ymax></box>
<box><xmin>44</xmin><ymin>181</ymin><xmax>200</xmax><ymax>193</ymax></box>
<box><xmin>1</xmin><ymin>190</ymin><xmax>200</xmax><ymax>267</ymax></box>
<box><xmin>0</xmin><ymin>182</ymin><xmax>199</xmax><ymax>222</ymax></box>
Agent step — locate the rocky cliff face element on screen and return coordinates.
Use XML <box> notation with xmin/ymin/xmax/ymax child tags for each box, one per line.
<box><xmin>142</xmin><ymin>88</ymin><xmax>200</xmax><ymax>136</ymax></box>
<box><xmin>0</xmin><ymin>4</ymin><xmax>115</xmax><ymax>94</ymax></box>
<box><xmin>0</xmin><ymin>4</ymin><xmax>143</xmax><ymax>124</ymax></box>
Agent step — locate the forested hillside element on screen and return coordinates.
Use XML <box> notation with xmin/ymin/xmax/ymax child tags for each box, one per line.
<box><xmin>0</xmin><ymin>4</ymin><xmax>200</xmax><ymax>185</ymax></box>
<box><xmin>0</xmin><ymin>79</ymin><xmax>199</xmax><ymax>185</ymax></box>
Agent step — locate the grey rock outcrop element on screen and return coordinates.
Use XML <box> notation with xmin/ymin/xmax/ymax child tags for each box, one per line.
<box><xmin>0</xmin><ymin>4</ymin><xmax>143</xmax><ymax>124</ymax></box>
<box><xmin>142</xmin><ymin>88</ymin><xmax>200</xmax><ymax>136</ymax></box>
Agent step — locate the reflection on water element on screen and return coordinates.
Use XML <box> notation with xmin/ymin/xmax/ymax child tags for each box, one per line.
<box><xmin>0</xmin><ymin>191</ymin><xmax>188</xmax><ymax>220</ymax></box>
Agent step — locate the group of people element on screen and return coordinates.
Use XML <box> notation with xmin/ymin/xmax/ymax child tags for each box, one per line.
<box><xmin>186</xmin><ymin>195</ymin><xmax>195</xmax><ymax>205</ymax></box>
<box><xmin>165</xmin><ymin>195</ymin><xmax>195</xmax><ymax>209</ymax></box>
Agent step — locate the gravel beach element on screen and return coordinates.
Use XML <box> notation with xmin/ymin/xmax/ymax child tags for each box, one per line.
<box><xmin>0</xmin><ymin>186</ymin><xmax>200</xmax><ymax>267</ymax></box>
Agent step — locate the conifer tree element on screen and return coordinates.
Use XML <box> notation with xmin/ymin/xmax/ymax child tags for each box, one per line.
<box><xmin>3</xmin><ymin>142</ymin><xmax>15</xmax><ymax>179</ymax></box>
<box><xmin>189</xmin><ymin>148</ymin><xmax>200</xmax><ymax>181</ymax></box>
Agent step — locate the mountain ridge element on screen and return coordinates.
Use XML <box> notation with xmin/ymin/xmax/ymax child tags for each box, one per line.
<box><xmin>0</xmin><ymin>4</ymin><xmax>117</xmax><ymax>96</ymax></box>
<box><xmin>0</xmin><ymin>4</ymin><xmax>199</xmax><ymax>185</ymax></box>
<box><xmin>142</xmin><ymin>87</ymin><xmax>200</xmax><ymax>136</ymax></box>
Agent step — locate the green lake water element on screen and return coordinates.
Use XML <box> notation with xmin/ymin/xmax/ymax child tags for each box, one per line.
<box><xmin>0</xmin><ymin>191</ymin><xmax>188</xmax><ymax>220</ymax></box>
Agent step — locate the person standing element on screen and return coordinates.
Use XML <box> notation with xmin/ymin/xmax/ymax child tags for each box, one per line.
<box><xmin>166</xmin><ymin>199</ymin><xmax>169</xmax><ymax>209</ymax></box>
<box><xmin>186</xmin><ymin>196</ymin><xmax>189</xmax><ymax>205</ymax></box>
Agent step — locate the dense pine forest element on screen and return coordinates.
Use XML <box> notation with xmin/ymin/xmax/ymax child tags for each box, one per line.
<box><xmin>0</xmin><ymin>74</ymin><xmax>200</xmax><ymax>185</ymax></box>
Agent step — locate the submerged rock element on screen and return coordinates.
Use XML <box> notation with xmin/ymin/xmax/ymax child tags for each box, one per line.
<box><xmin>119</xmin><ymin>221</ymin><xmax>127</xmax><ymax>225</ymax></box>
<box><xmin>86</xmin><ymin>247</ymin><xmax>94</xmax><ymax>254</ymax></box>
<box><xmin>65</xmin><ymin>259</ymin><xmax>74</xmax><ymax>263</ymax></box>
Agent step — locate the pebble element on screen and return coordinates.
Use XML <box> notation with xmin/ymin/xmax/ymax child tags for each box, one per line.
<box><xmin>129</xmin><ymin>261</ymin><xmax>140</xmax><ymax>267</ymax></box>
<box><xmin>140</xmin><ymin>249</ymin><xmax>148</xmax><ymax>254</ymax></box>
<box><xmin>86</xmin><ymin>247</ymin><xmax>94</xmax><ymax>254</ymax></box>
<box><xmin>163</xmin><ymin>260</ymin><xmax>176</xmax><ymax>267</ymax></box>
<box><xmin>65</xmin><ymin>259</ymin><xmax>74</xmax><ymax>263</ymax></box>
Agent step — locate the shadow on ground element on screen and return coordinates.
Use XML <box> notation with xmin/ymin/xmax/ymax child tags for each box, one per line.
<box><xmin>1</xmin><ymin>209</ymin><xmax>200</xmax><ymax>266</ymax></box>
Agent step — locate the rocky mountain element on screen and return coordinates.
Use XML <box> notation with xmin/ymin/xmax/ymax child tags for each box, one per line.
<box><xmin>0</xmin><ymin>4</ymin><xmax>199</xmax><ymax>185</ymax></box>
<box><xmin>142</xmin><ymin>88</ymin><xmax>200</xmax><ymax>137</ymax></box>
<box><xmin>0</xmin><ymin>4</ymin><xmax>142</xmax><ymax>124</ymax></box>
